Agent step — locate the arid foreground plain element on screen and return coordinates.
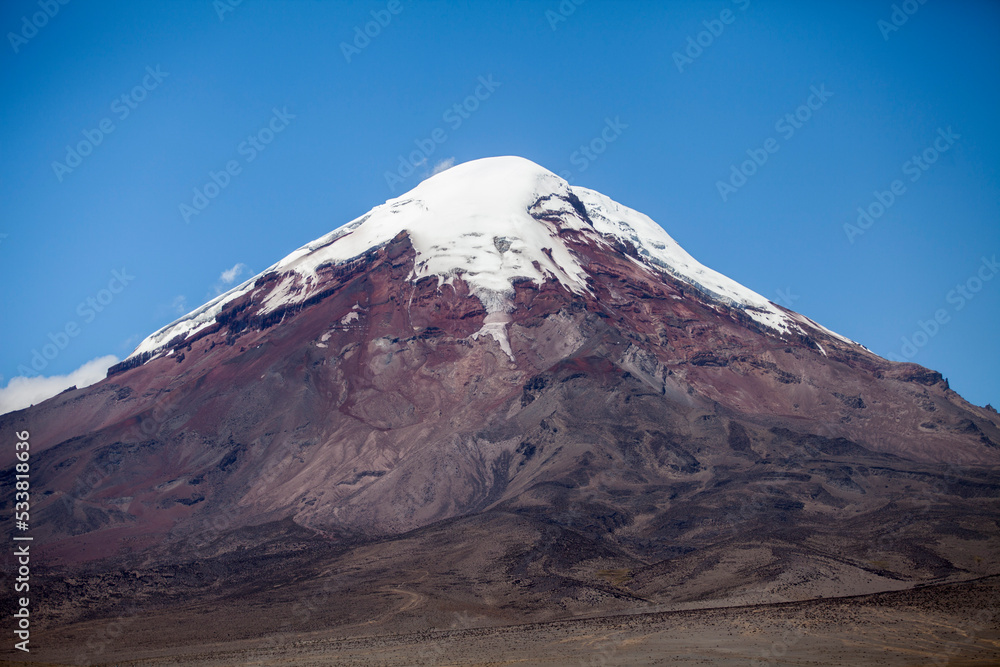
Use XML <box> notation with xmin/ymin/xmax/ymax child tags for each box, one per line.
<box><xmin>2</xmin><ymin>576</ymin><xmax>998</xmax><ymax>665</ymax></box>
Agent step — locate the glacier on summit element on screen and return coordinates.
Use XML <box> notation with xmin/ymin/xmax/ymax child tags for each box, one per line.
<box><xmin>129</xmin><ymin>156</ymin><xmax>852</xmax><ymax>361</ymax></box>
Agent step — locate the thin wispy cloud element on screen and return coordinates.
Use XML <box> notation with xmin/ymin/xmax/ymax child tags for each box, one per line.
<box><xmin>154</xmin><ymin>295</ymin><xmax>188</xmax><ymax>320</ymax></box>
<box><xmin>119</xmin><ymin>333</ymin><xmax>142</xmax><ymax>355</ymax></box>
<box><xmin>430</xmin><ymin>157</ymin><xmax>455</xmax><ymax>176</ymax></box>
<box><xmin>170</xmin><ymin>295</ymin><xmax>187</xmax><ymax>315</ymax></box>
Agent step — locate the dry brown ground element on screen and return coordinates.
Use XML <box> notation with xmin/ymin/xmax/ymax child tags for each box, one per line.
<box><xmin>1</xmin><ymin>576</ymin><xmax>997</xmax><ymax>666</ymax></box>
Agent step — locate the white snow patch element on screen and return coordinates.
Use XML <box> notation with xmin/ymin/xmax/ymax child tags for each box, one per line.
<box><xmin>471</xmin><ymin>311</ymin><xmax>514</xmax><ymax>360</ymax></box>
<box><xmin>571</xmin><ymin>186</ymin><xmax>802</xmax><ymax>336</ymax></box>
<box><xmin>785</xmin><ymin>310</ymin><xmax>862</xmax><ymax>348</ymax></box>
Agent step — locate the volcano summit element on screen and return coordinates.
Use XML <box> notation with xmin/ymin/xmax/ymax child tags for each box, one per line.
<box><xmin>3</xmin><ymin>157</ymin><xmax>998</xmax><ymax>664</ymax></box>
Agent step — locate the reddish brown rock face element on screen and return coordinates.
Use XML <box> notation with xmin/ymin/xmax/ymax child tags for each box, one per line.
<box><xmin>1</xmin><ymin>163</ymin><xmax>998</xmax><ymax>646</ymax></box>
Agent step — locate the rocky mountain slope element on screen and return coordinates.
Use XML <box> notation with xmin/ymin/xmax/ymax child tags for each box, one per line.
<box><xmin>2</xmin><ymin>157</ymin><xmax>998</xmax><ymax>654</ymax></box>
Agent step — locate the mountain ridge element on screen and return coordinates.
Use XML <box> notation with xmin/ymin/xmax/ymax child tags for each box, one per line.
<box><xmin>120</xmin><ymin>156</ymin><xmax>855</xmax><ymax>370</ymax></box>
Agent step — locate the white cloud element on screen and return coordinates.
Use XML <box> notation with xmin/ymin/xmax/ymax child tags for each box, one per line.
<box><xmin>211</xmin><ymin>263</ymin><xmax>251</xmax><ymax>297</ymax></box>
<box><xmin>430</xmin><ymin>157</ymin><xmax>455</xmax><ymax>176</ymax></box>
<box><xmin>220</xmin><ymin>262</ymin><xmax>248</xmax><ymax>285</ymax></box>
<box><xmin>0</xmin><ymin>355</ymin><xmax>119</xmax><ymax>416</ymax></box>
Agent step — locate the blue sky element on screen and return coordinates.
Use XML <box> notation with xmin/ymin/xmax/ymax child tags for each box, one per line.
<box><xmin>1</xmin><ymin>0</ymin><xmax>998</xmax><ymax>411</ymax></box>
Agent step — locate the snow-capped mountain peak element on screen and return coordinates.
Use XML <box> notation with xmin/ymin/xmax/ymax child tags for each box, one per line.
<box><xmin>129</xmin><ymin>156</ymin><xmax>849</xmax><ymax>360</ymax></box>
